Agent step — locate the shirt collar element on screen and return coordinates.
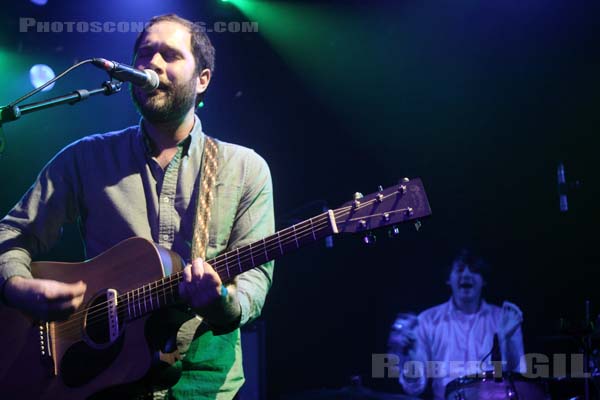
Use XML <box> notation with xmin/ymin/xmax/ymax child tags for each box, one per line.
<box><xmin>138</xmin><ymin>115</ymin><xmax>204</xmax><ymax>158</ymax></box>
<box><xmin>447</xmin><ymin>297</ymin><xmax>491</xmax><ymax>317</ymax></box>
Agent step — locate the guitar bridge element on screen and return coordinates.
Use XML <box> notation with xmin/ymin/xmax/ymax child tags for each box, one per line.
<box><xmin>38</xmin><ymin>322</ymin><xmax>55</xmax><ymax>376</ymax></box>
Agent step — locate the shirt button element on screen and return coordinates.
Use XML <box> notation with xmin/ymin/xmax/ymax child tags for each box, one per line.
<box><xmin>162</xmin><ymin>197</ymin><xmax>170</xmax><ymax>203</ymax></box>
<box><xmin>162</xmin><ymin>235</ymin><xmax>169</xmax><ymax>241</ymax></box>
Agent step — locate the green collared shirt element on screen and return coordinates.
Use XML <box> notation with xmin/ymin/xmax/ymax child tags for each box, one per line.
<box><xmin>0</xmin><ymin>116</ymin><xmax>275</xmax><ymax>399</ymax></box>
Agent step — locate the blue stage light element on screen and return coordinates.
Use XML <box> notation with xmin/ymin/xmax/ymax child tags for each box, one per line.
<box><xmin>29</xmin><ymin>64</ymin><xmax>56</xmax><ymax>91</ymax></box>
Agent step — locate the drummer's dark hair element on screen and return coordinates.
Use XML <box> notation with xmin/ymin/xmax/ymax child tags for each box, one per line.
<box><xmin>447</xmin><ymin>248</ymin><xmax>492</xmax><ymax>281</ymax></box>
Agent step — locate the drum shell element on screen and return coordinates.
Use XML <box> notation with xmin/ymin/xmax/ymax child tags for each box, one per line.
<box><xmin>445</xmin><ymin>372</ymin><xmax>548</xmax><ymax>400</ymax></box>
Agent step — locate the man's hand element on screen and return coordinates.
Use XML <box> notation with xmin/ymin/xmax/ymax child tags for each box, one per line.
<box><xmin>179</xmin><ymin>258</ymin><xmax>241</xmax><ymax>332</ymax></box>
<box><xmin>499</xmin><ymin>301</ymin><xmax>523</xmax><ymax>339</ymax></box>
<box><xmin>388</xmin><ymin>314</ymin><xmax>418</xmax><ymax>355</ymax></box>
<box><xmin>178</xmin><ymin>258</ymin><xmax>224</xmax><ymax>310</ymax></box>
<box><xmin>4</xmin><ymin>276</ymin><xmax>87</xmax><ymax>321</ymax></box>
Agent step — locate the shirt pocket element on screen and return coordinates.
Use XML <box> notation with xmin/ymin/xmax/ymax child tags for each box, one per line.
<box><xmin>208</xmin><ymin>182</ymin><xmax>241</xmax><ymax>252</ymax></box>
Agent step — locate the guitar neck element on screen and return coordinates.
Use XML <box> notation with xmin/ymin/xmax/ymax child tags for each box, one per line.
<box><xmin>212</xmin><ymin>210</ymin><xmax>337</xmax><ymax>280</ymax></box>
<box><xmin>121</xmin><ymin>211</ymin><xmax>337</xmax><ymax>320</ymax></box>
<box><xmin>120</xmin><ymin>178</ymin><xmax>431</xmax><ymax>321</ymax></box>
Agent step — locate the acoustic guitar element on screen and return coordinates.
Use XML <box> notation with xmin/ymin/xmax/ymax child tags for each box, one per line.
<box><xmin>0</xmin><ymin>179</ymin><xmax>431</xmax><ymax>399</ymax></box>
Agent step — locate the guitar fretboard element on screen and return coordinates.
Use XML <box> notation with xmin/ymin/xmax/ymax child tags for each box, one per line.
<box><xmin>120</xmin><ymin>211</ymin><xmax>336</xmax><ymax>320</ymax></box>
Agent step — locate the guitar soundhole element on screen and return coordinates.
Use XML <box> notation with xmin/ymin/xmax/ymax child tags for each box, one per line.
<box><xmin>60</xmin><ymin>291</ymin><xmax>128</xmax><ymax>387</ymax></box>
<box><xmin>83</xmin><ymin>292</ymin><xmax>125</xmax><ymax>348</ymax></box>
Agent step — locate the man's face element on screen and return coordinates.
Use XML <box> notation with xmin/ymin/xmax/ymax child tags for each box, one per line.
<box><xmin>447</xmin><ymin>261</ymin><xmax>484</xmax><ymax>304</ymax></box>
<box><xmin>131</xmin><ymin>21</ymin><xmax>201</xmax><ymax>123</ymax></box>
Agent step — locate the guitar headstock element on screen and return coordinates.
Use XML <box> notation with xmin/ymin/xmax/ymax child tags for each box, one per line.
<box><xmin>333</xmin><ymin>178</ymin><xmax>431</xmax><ymax>235</ymax></box>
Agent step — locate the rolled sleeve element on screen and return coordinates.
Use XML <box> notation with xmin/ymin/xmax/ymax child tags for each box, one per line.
<box><xmin>0</xmin><ymin>228</ymin><xmax>34</xmax><ymax>279</ymax></box>
<box><xmin>0</xmin><ymin>234</ymin><xmax>33</xmax><ymax>304</ymax></box>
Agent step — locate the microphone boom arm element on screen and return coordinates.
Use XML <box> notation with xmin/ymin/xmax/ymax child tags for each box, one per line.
<box><xmin>0</xmin><ymin>80</ymin><xmax>122</xmax><ymax>124</ymax></box>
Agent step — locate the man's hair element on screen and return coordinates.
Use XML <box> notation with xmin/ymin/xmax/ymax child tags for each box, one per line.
<box><xmin>133</xmin><ymin>14</ymin><xmax>216</xmax><ymax>104</ymax></box>
<box><xmin>447</xmin><ymin>247</ymin><xmax>492</xmax><ymax>281</ymax></box>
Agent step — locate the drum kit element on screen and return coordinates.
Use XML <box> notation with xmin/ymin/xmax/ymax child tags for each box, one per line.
<box><xmin>283</xmin><ymin>372</ymin><xmax>597</xmax><ymax>400</ymax></box>
<box><xmin>442</xmin><ymin>320</ymin><xmax>600</xmax><ymax>400</ymax></box>
<box><xmin>286</xmin><ymin>314</ymin><xmax>600</xmax><ymax>400</ymax></box>
<box><xmin>443</xmin><ymin>370</ymin><xmax>600</xmax><ymax>400</ymax></box>
<box><xmin>283</xmin><ymin>368</ymin><xmax>598</xmax><ymax>400</ymax></box>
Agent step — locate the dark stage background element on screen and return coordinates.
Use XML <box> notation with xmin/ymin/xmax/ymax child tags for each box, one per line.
<box><xmin>0</xmin><ymin>1</ymin><xmax>599</xmax><ymax>398</ymax></box>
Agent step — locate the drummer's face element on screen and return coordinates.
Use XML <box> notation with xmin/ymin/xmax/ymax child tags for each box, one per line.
<box><xmin>448</xmin><ymin>262</ymin><xmax>484</xmax><ymax>304</ymax></box>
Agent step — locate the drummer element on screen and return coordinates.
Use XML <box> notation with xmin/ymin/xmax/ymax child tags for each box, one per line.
<box><xmin>388</xmin><ymin>248</ymin><xmax>526</xmax><ymax>399</ymax></box>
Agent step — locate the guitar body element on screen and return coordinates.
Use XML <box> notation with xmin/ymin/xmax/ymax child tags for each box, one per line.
<box><xmin>0</xmin><ymin>237</ymin><xmax>185</xmax><ymax>399</ymax></box>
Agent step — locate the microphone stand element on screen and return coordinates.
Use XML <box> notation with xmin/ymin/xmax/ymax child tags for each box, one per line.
<box><xmin>0</xmin><ymin>80</ymin><xmax>122</xmax><ymax>156</ymax></box>
<box><xmin>585</xmin><ymin>300</ymin><xmax>591</xmax><ymax>400</ymax></box>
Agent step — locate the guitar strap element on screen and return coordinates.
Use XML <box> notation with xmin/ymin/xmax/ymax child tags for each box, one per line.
<box><xmin>175</xmin><ymin>134</ymin><xmax>220</xmax><ymax>358</ymax></box>
<box><xmin>152</xmin><ymin>136</ymin><xmax>219</xmax><ymax>399</ymax></box>
<box><xmin>191</xmin><ymin>134</ymin><xmax>219</xmax><ymax>262</ymax></box>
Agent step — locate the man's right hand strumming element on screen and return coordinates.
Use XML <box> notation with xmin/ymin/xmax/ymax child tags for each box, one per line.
<box><xmin>4</xmin><ymin>276</ymin><xmax>86</xmax><ymax>321</ymax></box>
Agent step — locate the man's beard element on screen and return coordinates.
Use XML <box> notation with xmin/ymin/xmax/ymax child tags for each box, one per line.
<box><xmin>131</xmin><ymin>75</ymin><xmax>198</xmax><ymax>124</ymax></box>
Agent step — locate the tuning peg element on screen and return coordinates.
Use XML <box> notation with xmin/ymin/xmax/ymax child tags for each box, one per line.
<box><xmin>397</xmin><ymin>178</ymin><xmax>410</xmax><ymax>195</ymax></box>
<box><xmin>362</xmin><ymin>231</ymin><xmax>376</xmax><ymax>245</ymax></box>
<box><xmin>414</xmin><ymin>220</ymin><xmax>422</xmax><ymax>232</ymax></box>
<box><xmin>388</xmin><ymin>225</ymin><xmax>400</xmax><ymax>238</ymax></box>
<box><xmin>373</xmin><ymin>185</ymin><xmax>385</xmax><ymax>203</ymax></box>
<box><xmin>353</xmin><ymin>192</ymin><xmax>363</xmax><ymax>209</ymax></box>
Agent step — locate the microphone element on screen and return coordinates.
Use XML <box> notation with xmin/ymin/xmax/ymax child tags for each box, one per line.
<box><xmin>557</xmin><ymin>162</ymin><xmax>568</xmax><ymax>212</ymax></box>
<box><xmin>92</xmin><ymin>58</ymin><xmax>159</xmax><ymax>92</ymax></box>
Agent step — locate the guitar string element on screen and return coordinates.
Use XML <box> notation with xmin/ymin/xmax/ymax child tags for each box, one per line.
<box><xmin>81</xmin><ymin>211</ymin><xmax>332</xmax><ymax>318</ymax></box>
<box><xmin>54</xmin><ymin>194</ymin><xmax>415</xmax><ymax>336</ymax></box>
<box><xmin>55</xmin><ymin>199</ymin><xmax>415</xmax><ymax>336</ymax></box>
<box><xmin>207</xmin><ymin>187</ymin><xmax>414</xmax><ymax>273</ymax></box>
<box><xmin>52</xmin><ymin>213</ymin><xmax>339</xmax><ymax>335</ymax></box>
<box><xmin>52</xmin><ymin>215</ymin><xmax>335</xmax><ymax>336</ymax></box>
<box><xmin>53</xmin><ymin>191</ymin><xmax>414</xmax><ymax>335</ymax></box>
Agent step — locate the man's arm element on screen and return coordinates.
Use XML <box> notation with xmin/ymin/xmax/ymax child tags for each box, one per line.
<box><xmin>181</xmin><ymin>149</ymin><xmax>274</xmax><ymax>333</ymax></box>
<box><xmin>228</xmin><ymin>151</ymin><xmax>274</xmax><ymax>327</ymax></box>
<box><xmin>0</xmin><ymin>143</ymin><xmax>85</xmax><ymax>320</ymax></box>
<box><xmin>499</xmin><ymin>301</ymin><xmax>526</xmax><ymax>372</ymax></box>
<box><xmin>397</xmin><ymin>319</ymin><xmax>429</xmax><ymax>396</ymax></box>
<box><xmin>502</xmin><ymin>326</ymin><xmax>526</xmax><ymax>372</ymax></box>
<box><xmin>388</xmin><ymin>314</ymin><xmax>429</xmax><ymax>396</ymax></box>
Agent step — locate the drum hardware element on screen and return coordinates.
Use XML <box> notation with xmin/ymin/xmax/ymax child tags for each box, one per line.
<box><xmin>543</xmin><ymin>301</ymin><xmax>600</xmax><ymax>400</ymax></box>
